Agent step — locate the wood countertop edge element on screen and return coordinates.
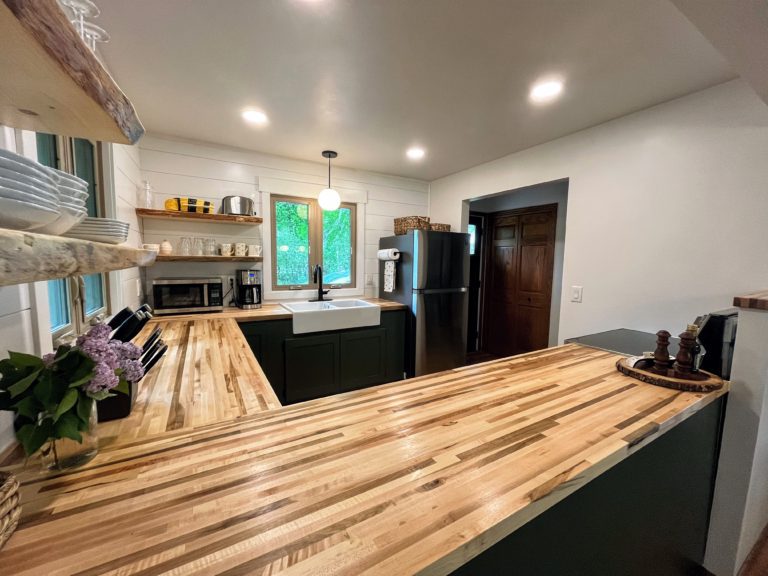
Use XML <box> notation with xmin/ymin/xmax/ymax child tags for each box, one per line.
<box><xmin>419</xmin><ymin>385</ymin><xmax>729</xmax><ymax>576</ymax></box>
<box><xmin>147</xmin><ymin>298</ymin><xmax>407</xmax><ymax>324</ymax></box>
<box><xmin>734</xmin><ymin>290</ymin><xmax>768</xmax><ymax>311</ymax></box>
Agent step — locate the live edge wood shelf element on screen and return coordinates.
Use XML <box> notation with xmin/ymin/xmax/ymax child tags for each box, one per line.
<box><xmin>0</xmin><ymin>0</ymin><xmax>144</xmax><ymax>144</ymax></box>
<box><xmin>0</xmin><ymin>228</ymin><xmax>157</xmax><ymax>287</ymax></box>
<box><xmin>155</xmin><ymin>255</ymin><xmax>263</xmax><ymax>263</ymax></box>
<box><xmin>136</xmin><ymin>209</ymin><xmax>263</xmax><ymax>225</ymax></box>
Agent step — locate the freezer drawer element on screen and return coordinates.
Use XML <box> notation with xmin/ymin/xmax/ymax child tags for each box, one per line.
<box><xmin>414</xmin><ymin>289</ymin><xmax>467</xmax><ymax>376</ymax></box>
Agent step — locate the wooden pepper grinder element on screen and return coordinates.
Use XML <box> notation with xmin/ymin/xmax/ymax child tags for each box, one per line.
<box><xmin>653</xmin><ymin>330</ymin><xmax>672</xmax><ymax>373</ymax></box>
<box><xmin>674</xmin><ymin>328</ymin><xmax>696</xmax><ymax>377</ymax></box>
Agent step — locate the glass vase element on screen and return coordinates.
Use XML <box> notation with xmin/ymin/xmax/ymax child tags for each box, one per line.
<box><xmin>40</xmin><ymin>402</ymin><xmax>98</xmax><ymax>471</ymax></box>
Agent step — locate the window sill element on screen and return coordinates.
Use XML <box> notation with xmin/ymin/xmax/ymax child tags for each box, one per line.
<box><xmin>263</xmin><ymin>287</ymin><xmax>364</xmax><ymax>302</ymax></box>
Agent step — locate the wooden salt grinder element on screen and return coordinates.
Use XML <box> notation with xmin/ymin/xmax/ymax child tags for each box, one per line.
<box><xmin>674</xmin><ymin>329</ymin><xmax>696</xmax><ymax>376</ymax></box>
<box><xmin>653</xmin><ymin>330</ymin><xmax>672</xmax><ymax>373</ymax></box>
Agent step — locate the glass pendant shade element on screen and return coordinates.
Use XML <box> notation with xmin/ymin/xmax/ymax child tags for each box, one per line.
<box><xmin>318</xmin><ymin>187</ymin><xmax>341</xmax><ymax>211</ymax></box>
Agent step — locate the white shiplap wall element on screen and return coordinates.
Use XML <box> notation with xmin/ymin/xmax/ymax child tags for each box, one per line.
<box><xmin>110</xmin><ymin>143</ymin><xmax>144</xmax><ymax>311</ymax></box>
<box><xmin>138</xmin><ymin>135</ymin><xmax>430</xmax><ymax>299</ymax></box>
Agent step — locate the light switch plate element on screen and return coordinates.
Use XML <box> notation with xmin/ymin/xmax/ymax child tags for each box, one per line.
<box><xmin>571</xmin><ymin>285</ymin><xmax>583</xmax><ymax>303</ymax></box>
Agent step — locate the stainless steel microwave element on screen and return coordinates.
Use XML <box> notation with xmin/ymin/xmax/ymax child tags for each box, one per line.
<box><xmin>152</xmin><ymin>278</ymin><xmax>224</xmax><ymax>315</ymax></box>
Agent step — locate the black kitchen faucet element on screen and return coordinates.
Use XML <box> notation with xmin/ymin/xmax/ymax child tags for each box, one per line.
<box><xmin>310</xmin><ymin>265</ymin><xmax>332</xmax><ymax>302</ymax></box>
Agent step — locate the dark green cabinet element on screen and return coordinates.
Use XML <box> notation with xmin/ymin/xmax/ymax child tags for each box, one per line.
<box><xmin>240</xmin><ymin>309</ymin><xmax>405</xmax><ymax>404</ymax></box>
<box><xmin>339</xmin><ymin>327</ymin><xmax>387</xmax><ymax>392</ymax></box>
<box><xmin>285</xmin><ymin>334</ymin><xmax>340</xmax><ymax>403</ymax></box>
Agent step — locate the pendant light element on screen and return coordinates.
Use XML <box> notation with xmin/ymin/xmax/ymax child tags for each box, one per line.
<box><xmin>318</xmin><ymin>150</ymin><xmax>341</xmax><ymax>211</ymax></box>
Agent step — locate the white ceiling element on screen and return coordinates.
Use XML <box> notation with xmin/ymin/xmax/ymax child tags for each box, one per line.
<box><xmin>95</xmin><ymin>0</ymin><xmax>736</xmax><ymax>181</ymax></box>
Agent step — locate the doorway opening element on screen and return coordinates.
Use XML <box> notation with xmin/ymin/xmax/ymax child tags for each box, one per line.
<box><xmin>466</xmin><ymin>179</ymin><xmax>568</xmax><ymax>363</ymax></box>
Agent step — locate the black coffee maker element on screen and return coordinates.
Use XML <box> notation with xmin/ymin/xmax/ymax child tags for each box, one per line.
<box><xmin>236</xmin><ymin>269</ymin><xmax>262</xmax><ymax>309</ymax></box>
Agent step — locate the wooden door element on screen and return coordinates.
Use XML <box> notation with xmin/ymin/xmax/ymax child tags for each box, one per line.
<box><xmin>482</xmin><ymin>204</ymin><xmax>556</xmax><ymax>357</ymax></box>
<box><xmin>284</xmin><ymin>333</ymin><xmax>340</xmax><ymax>403</ymax></box>
<box><xmin>339</xmin><ymin>327</ymin><xmax>387</xmax><ymax>392</ymax></box>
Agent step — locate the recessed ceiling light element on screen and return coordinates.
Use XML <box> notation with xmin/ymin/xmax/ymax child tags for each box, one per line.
<box><xmin>242</xmin><ymin>109</ymin><xmax>269</xmax><ymax>125</ymax></box>
<box><xmin>529</xmin><ymin>79</ymin><xmax>564</xmax><ymax>104</ymax></box>
<box><xmin>406</xmin><ymin>147</ymin><xmax>426</xmax><ymax>160</ymax></box>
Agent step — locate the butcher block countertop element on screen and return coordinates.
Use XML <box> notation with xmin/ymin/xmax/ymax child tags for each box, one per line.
<box><xmin>1</xmin><ymin>344</ymin><xmax>727</xmax><ymax>576</ymax></box>
<box><xmin>94</xmin><ymin>298</ymin><xmax>405</xmax><ymax>443</ymax></box>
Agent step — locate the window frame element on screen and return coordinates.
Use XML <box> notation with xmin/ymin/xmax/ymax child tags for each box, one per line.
<box><xmin>270</xmin><ymin>194</ymin><xmax>357</xmax><ymax>292</ymax></box>
<box><xmin>38</xmin><ymin>134</ymin><xmax>110</xmax><ymax>344</ymax></box>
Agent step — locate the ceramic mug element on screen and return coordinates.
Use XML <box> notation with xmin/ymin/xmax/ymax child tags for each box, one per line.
<box><xmin>248</xmin><ymin>244</ymin><xmax>262</xmax><ymax>257</ymax></box>
<box><xmin>235</xmin><ymin>242</ymin><xmax>247</xmax><ymax>257</ymax></box>
<box><xmin>220</xmin><ymin>243</ymin><xmax>233</xmax><ymax>256</ymax></box>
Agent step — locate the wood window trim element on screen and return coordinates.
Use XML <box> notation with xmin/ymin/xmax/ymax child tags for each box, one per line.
<box><xmin>270</xmin><ymin>194</ymin><xmax>357</xmax><ymax>292</ymax></box>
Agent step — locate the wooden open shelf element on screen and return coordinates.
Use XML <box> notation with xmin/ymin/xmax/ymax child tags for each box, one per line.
<box><xmin>155</xmin><ymin>255</ymin><xmax>263</xmax><ymax>263</ymax></box>
<box><xmin>0</xmin><ymin>228</ymin><xmax>156</xmax><ymax>287</ymax></box>
<box><xmin>0</xmin><ymin>0</ymin><xmax>144</xmax><ymax>144</ymax></box>
<box><xmin>136</xmin><ymin>209</ymin><xmax>262</xmax><ymax>225</ymax></box>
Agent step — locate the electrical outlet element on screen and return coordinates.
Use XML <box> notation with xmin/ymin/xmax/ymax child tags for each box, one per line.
<box><xmin>570</xmin><ymin>285</ymin><xmax>583</xmax><ymax>303</ymax></box>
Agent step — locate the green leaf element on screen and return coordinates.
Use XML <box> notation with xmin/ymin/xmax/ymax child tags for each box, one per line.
<box><xmin>33</xmin><ymin>371</ymin><xmax>54</xmax><ymax>406</ymax></box>
<box><xmin>8</xmin><ymin>369</ymin><xmax>41</xmax><ymax>398</ymax></box>
<box><xmin>67</xmin><ymin>373</ymin><xmax>94</xmax><ymax>389</ymax></box>
<box><xmin>114</xmin><ymin>379</ymin><xmax>129</xmax><ymax>395</ymax></box>
<box><xmin>12</xmin><ymin>395</ymin><xmax>39</xmax><ymax>420</ymax></box>
<box><xmin>54</xmin><ymin>413</ymin><xmax>82</xmax><ymax>443</ymax></box>
<box><xmin>53</xmin><ymin>389</ymin><xmax>78</xmax><ymax>422</ymax></box>
<box><xmin>76</xmin><ymin>395</ymin><xmax>93</xmax><ymax>425</ymax></box>
<box><xmin>54</xmin><ymin>345</ymin><xmax>71</xmax><ymax>360</ymax></box>
<box><xmin>16</xmin><ymin>419</ymin><xmax>53</xmax><ymax>456</ymax></box>
<box><xmin>8</xmin><ymin>351</ymin><xmax>44</xmax><ymax>369</ymax></box>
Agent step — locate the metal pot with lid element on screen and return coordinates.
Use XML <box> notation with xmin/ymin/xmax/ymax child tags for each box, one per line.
<box><xmin>221</xmin><ymin>196</ymin><xmax>254</xmax><ymax>216</ymax></box>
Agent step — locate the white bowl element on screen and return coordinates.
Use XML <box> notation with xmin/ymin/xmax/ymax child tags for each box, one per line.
<box><xmin>0</xmin><ymin>149</ymin><xmax>56</xmax><ymax>187</ymax></box>
<box><xmin>35</xmin><ymin>204</ymin><xmax>86</xmax><ymax>235</ymax></box>
<box><xmin>0</xmin><ymin>196</ymin><xmax>60</xmax><ymax>230</ymax></box>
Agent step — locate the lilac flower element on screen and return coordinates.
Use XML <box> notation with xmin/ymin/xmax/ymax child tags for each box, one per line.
<box><xmin>42</xmin><ymin>353</ymin><xmax>55</xmax><ymax>368</ymax></box>
<box><xmin>85</xmin><ymin>361</ymin><xmax>119</xmax><ymax>394</ymax></box>
<box><xmin>109</xmin><ymin>340</ymin><xmax>142</xmax><ymax>361</ymax></box>
<box><xmin>121</xmin><ymin>359</ymin><xmax>144</xmax><ymax>384</ymax></box>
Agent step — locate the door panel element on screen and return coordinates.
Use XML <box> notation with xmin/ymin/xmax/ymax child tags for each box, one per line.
<box><xmin>415</xmin><ymin>290</ymin><xmax>467</xmax><ymax>375</ymax></box>
<box><xmin>482</xmin><ymin>204</ymin><xmax>557</xmax><ymax>357</ymax></box>
<box><xmin>414</xmin><ymin>230</ymin><xmax>470</xmax><ymax>290</ymax></box>
<box><xmin>339</xmin><ymin>327</ymin><xmax>387</xmax><ymax>391</ymax></box>
<box><xmin>285</xmin><ymin>334</ymin><xmax>339</xmax><ymax>403</ymax></box>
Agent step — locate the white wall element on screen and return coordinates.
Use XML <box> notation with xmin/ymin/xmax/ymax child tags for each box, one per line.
<box><xmin>110</xmin><ymin>143</ymin><xmax>145</xmax><ymax>311</ymax></box>
<box><xmin>138</xmin><ymin>135</ymin><xmax>430</xmax><ymax>300</ymax></box>
<box><xmin>430</xmin><ymin>80</ymin><xmax>768</xmax><ymax>342</ymax></box>
<box><xmin>470</xmin><ymin>179</ymin><xmax>568</xmax><ymax>346</ymax></box>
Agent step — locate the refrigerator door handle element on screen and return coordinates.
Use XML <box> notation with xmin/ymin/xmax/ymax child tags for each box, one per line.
<box><xmin>418</xmin><ymin>287</ymin><xmax>468</xmax><ymax>294</ymax></box>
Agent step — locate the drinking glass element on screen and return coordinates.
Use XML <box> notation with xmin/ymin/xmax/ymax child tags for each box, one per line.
<box><xmin>193</xmin><ymin>237</ymin><xmax>204</xmax><ymax>256</ymax></box>
<box><xmin>204</xmin><ymin>238</ymin><xmax>217</xmax><ymax>256</ymax></box>
<box><xmin>179</xmin><ymin>236</ymin><xmax>191</xmax><ymax>256</ymax></box>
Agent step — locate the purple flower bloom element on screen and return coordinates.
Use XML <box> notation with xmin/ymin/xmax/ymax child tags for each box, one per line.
<box><xmin>109</xmin><ymin>340</ymin><xmax>142</xmax><ymax>361</ymax></box>
<box><xmin>42</xmin><ymin>353</ymin><xmax>55</xmax><ymax>368</ymax></box>
<box><xmin>121</xmin><ymin>359</ymin><xmax>144</xmax><ymax>384</ymax></box>
<box><xmin>85</xmin><ymin>361</ymin><xmax>119</xmax><ymax>394</ymax></box>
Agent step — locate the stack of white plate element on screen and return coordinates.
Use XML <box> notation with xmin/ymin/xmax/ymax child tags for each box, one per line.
<box><xmin>64</xmin><ymin>217</ymin><xmax>130</xmax><ymax>244</ymax></box>
<box><xmin>38</xmin><ymin>165</ymin><xmax>89</xmax><ymax>235</ymax></box>
<box><xmin>0</xmin><ymin>149</ymin><xmax>62</xmax><ymax>231</ymax></box>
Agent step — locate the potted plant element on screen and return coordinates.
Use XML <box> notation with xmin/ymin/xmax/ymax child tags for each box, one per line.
<box><xmin>0</xmin><ymin>324</ymin><xmax>143</xmax><ymax>470</ymax></box>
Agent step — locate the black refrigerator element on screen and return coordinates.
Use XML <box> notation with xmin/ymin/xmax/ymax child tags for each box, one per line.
<box><xmin>379</xmin><ymin>230</ymin><xmax>469</xmax><ymax>377</ymax></box>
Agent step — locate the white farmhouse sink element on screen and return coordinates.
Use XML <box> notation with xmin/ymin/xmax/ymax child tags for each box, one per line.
<box><xmin>281</xmin><ymin>299</ymin><xmax>381</xmax><ymax>334</ymax></box>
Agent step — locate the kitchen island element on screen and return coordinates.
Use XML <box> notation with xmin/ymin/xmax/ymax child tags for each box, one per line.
<box><xmin>0</xmin><ymin>339</ymin><xmax>726</xmax><ymax>575</ymax></box>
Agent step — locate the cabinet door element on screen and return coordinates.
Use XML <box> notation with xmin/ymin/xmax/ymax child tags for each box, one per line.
<box><xmin>339</xmin><ymin>327</ymin><xmax>387</xmax><ymax>392</ymax></box>
<box><xmin>284</xmin><ymin>333</ymin><xmax>340</xmax><ymax>403</ymax></box>
<box><xmin>240</xmin><ymin>320</ymin><xmax>292</xmax><ymax>403</ymax></box>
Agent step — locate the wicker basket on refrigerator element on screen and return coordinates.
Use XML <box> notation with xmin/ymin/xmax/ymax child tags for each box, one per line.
<box><xmin>394</xmin><ymin>216</ymin><xmax>430</xmax><ymax>235</ymax></box>
<box><xmin>0</xmin><ymin>471</ymin><xmax>21</xmax><ymax>550</ymax></box>
<box><xmin>429</xmin><ymin>223</ymin><xmax>451</xmax><ymax>232</ymax></box>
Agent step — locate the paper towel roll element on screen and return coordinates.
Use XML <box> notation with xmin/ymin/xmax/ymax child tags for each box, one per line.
<box><xmin>377</xmin><ymin>249</ymin><xmax>400</xmax><ymax>261</ymax></box>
